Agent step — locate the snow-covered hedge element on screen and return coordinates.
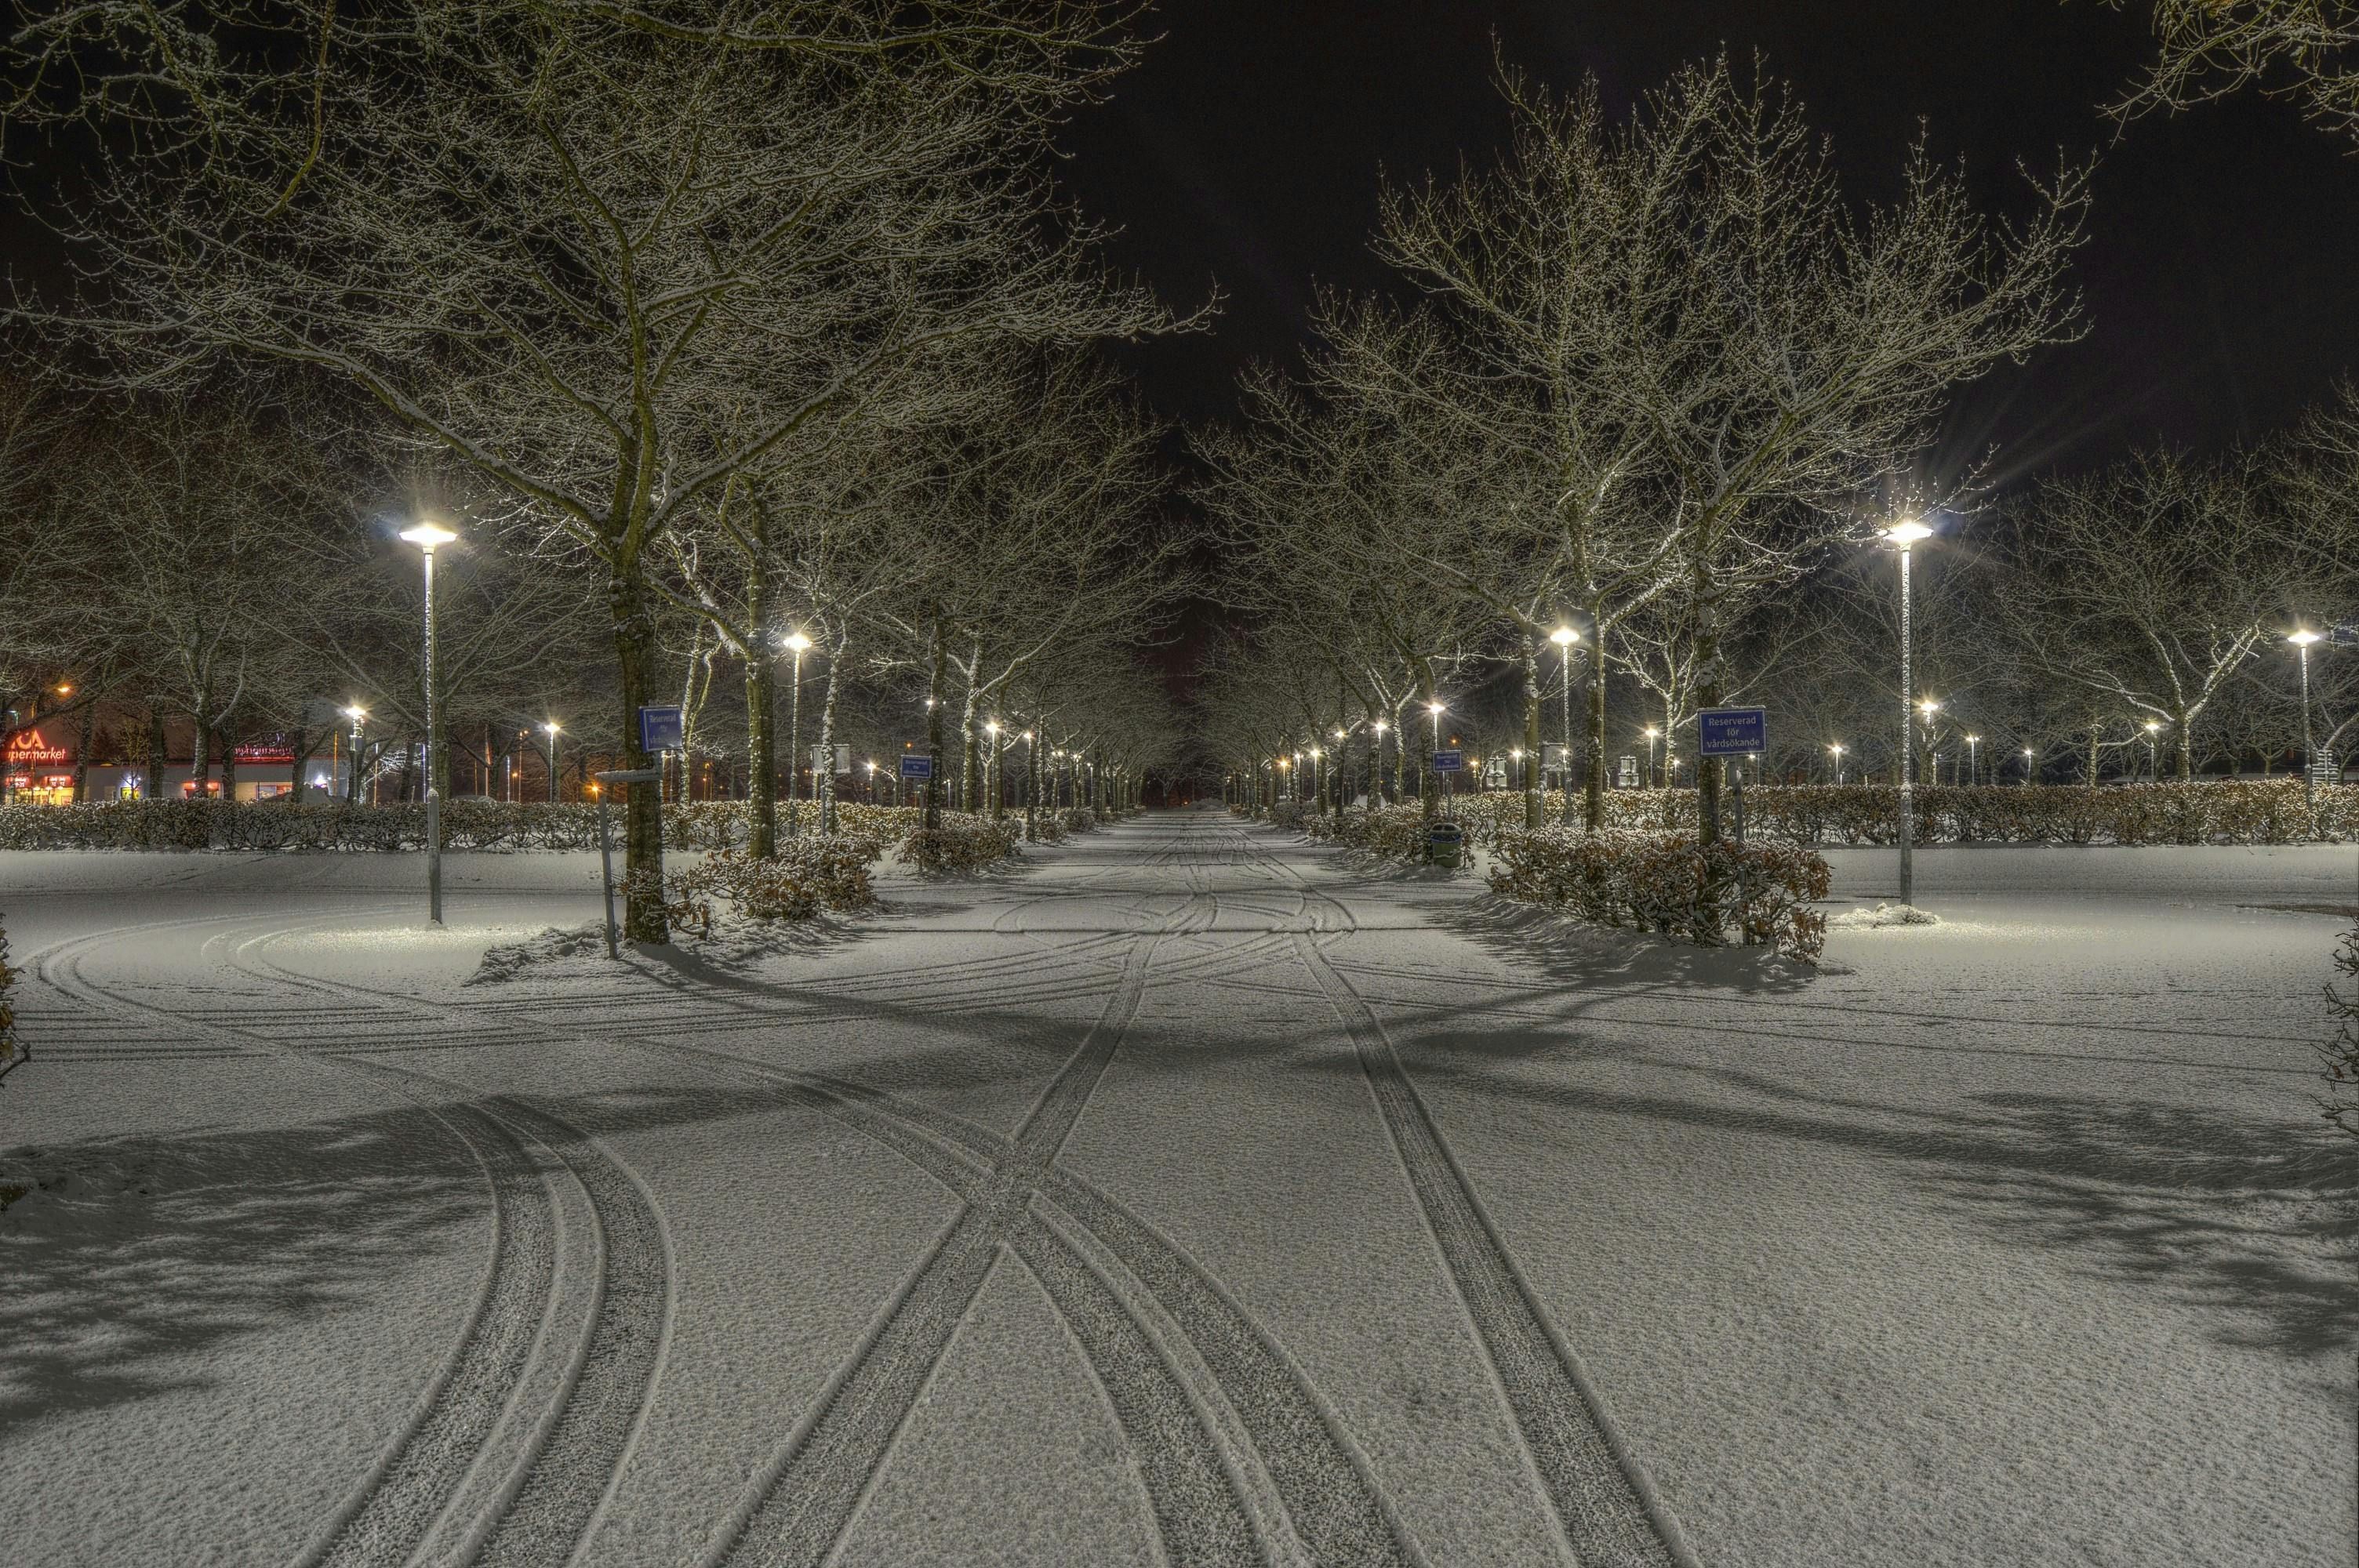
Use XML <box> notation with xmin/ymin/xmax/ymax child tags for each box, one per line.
<box><xmin>1303</xmin><ymin>804</ymin><xmax>1430</xmax><ymax>859</ymax></box>
<box><xmin>1441</xmin><ymin>780</ymin><xmax>2359</xmax><ymax>848</ymax></box>
<box><xmin>1488</xmin><ymin>826</ymin><xmax>1831</xmax><ymax>960</ymax></box>
<box><xmin>665</xmin><ymin>841</ymin><xmax>876</xmax><ymax>932</ymax></box>
<box><xmin>1267</xmin><ymin>801</ymin><xmax>1310</xmax><ymax>831</ymax></box>
<box><xmin>893</xmin><ymin>815</ymin><xmax>1023</xmax><ymax>876</ymax></box>
<box><xmin>1060</xmin><ymin>807</ymin><xmax>1099</xmax><ymax>834</ymax></box>
<box><xmin>0</xmin><ymin>797</ymin><xmax>948</xmax><ymax>856</ymax></box>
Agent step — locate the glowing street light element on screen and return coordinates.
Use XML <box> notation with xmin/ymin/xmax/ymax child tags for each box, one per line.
<box><xmin>780</xmin><ymin>630</ymin><xmax>813</xmax><ymax>835</ymax></box>
<box><xmin>2291</xmin><ymin>628</ymin><xmax>2324</xmax><ymax>815</ymax></box>
<box><xmin>1550</xmin><ymin>626</ymin><xmax>1579</xmax><ymax>821</ymax></box>
<box><xmin>397</xmin><ymin>522</ymin><xmax>458</xmax><ymax>924</ymax></box>
<box><xmin>1828</xmin><ymin>742</ymin><xmax>1845</xmax><ymax>786</ymax></box>
<box><xmin>541</xmin><ymin>720</ymin><xmax>562</xmax><ymax>803</ymax></box>
<box><xmin>1965</xmin><ymin>734</ymin><xmax>1979</xmax><ymax>788</ymax></box>
<box><xmin>2142</xmin><ymin>719</ymin><xmax>2163</xmax><ymax>782</ymax></box>
<box><xmin>1644</xmin><ymin>725</ymin><xmax>1662</xmax><ymax>789</ymax></box>
<box><xmin>1882</xmin><ymin>518</ymin><xmax>1934</xmax><ymax>905</ymax></box>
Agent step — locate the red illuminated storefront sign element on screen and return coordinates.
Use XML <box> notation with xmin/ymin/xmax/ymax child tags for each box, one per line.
<box><xmin>4</xmin><ymin>728</ymin><xmax>69</xmax><ymax>767</ymax></box>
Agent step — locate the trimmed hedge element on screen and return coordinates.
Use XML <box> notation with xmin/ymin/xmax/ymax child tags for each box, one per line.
<box><xmin>666</xmin><ymin>840</ymin><xmax>877</xmax><ymax>932</ymax></box>
<box><xmin>1440</xmin><ymin>779</ymin><xmax>2359</xmax><ymax>848</ymax></box>
<box><xmin>895</xmin><ymin>815</ymin><xmax>1024</xmax><ymax>876</ymax></box>
<box><xmin>1488</xmin><ymin>826</ymin><xmax>1831</xmax><ymax>960</ymax></box>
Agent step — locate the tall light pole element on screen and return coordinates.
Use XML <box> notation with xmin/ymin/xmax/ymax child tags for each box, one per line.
<box><xmin>2142</xmin><ymin>720</ymin><xmax>2161</xmax><ymax>782</ymax></box>
<box><xmin>985</xmin><ymin>720</ymin><xmax>1002</xmax><ymax>814</ymax></box>
<box><xmin>343</xmin><ymin>704</ymin><xmax>368</xmax><ymax>804</ymax></box>
<box><xmin>1965</xmin><ymin>734</ymin><xmax>1979</xmax><ymax>788</ymax></box>
<box><xmin>1828</xmin><ymin>742</ymin><xmax>1845</xmax><ymax>785</ymax></box>
<box><xmin>1427</xmin><ymin>700</ymin><xmax>1445</xmax><ymax>811</ymax></box>
<box><xmin>2292</xmin><ymin>629</ymin><xmax>2321</xmax><ymax>816</ymax></box>
<box><xmin>1883</xmin><ymin>518</ymin><xmax>1934</xmax><ymax>906</ymax></box>
<box><xmin>543</xmin><ymin>720</ymin><xmax>562</xmax><ymax>803</ymax></box>
<box><xmin>1371</xmin><ymin>720</ymin><xmax>1388</xmax><ymax>806</ymax></box>
<box><xmin>398</xmin><ymin>522</ymin><xmax>456</xmax><ymax>925</ymax></box>
<box><xmin>2023</xmin><ymin>746</ymin><xmax>2034</xmax><ymax>785</ymax></box>
<box><xmin>1645</xmin><ymin>725</ymin><xmax>1661</xmax><ymax>789</ymax></box>
<box><xmin>1551</xmin><ymin>626</ymin><xmax>1578</xmax><ymax>822</ymax></box>
<box><xmin>782</xmin><ymin>630</ymin><xmax>812</xmax><ymax>837</ymax></box>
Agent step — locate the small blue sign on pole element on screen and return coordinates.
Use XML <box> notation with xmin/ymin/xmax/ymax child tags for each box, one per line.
<box><xmin>637</xmin><ymin>705</ymin><xmax>684</xmax><ymax>753</ymax></box>
<box><xmin>1698</xmin><ymin>707</ymin><xmax>1766</xmax><ymax>758</ymax></box>
<box><xmin>1430</xmin><ymin>749</ymin><xmax>1465</xmax><ymax>773</ymax></box>
<box><xmin>898</xmin><ymin>754</ymin><xmax>934</xmax><ymax>780</ymax></box>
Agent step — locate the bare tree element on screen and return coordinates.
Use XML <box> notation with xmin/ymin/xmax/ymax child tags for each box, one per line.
<box><xmin>9</xmin><ymin>0</ymin><xmax>1177</xmax><ymax>938</ymax></box>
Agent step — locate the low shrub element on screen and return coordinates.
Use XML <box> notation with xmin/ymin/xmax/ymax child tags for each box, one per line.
<box><xmin>665</xmin><ymin>840</ymin><xmax>876</xmax><ymax>935</ymax></box>
<box><xmin>1060</xmin><ymin>807</ymin><xmax>1099</xmax><ymax>833</ymax></box>
<box><xmin>1317</xmin><ymin>804</ymin><xmax>1429</xmax><ymax>859</ymax></box>
<box><xmin>1026</xmin><ymin>815</ymin><xmax>1068</xmax><ymax>844</ymax></box>
<box><xmin>1267</xmin><ymin>801</ymin><xmax>1310</xmax><ymax>831</ymax></box>
<box><xmin>1488</xmin><ymin>826</ymin><xmax>1831</xmax><ymax>960</ymax></box>
<box><xmin>894</xmin><ymin>815</ymin><xmax>1023</xmax><ymax>876</ymax></box>
<box><xmin>1420</xmin><ymin>779</ymin><xmax>2358</xmax><ymax>848</ymax></box>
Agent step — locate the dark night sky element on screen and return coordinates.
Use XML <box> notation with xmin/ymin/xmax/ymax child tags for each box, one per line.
<box><xmin>1056</xmin><ymin>0</ymin><xmax>2359</xmax><ymax>479</ymax></box>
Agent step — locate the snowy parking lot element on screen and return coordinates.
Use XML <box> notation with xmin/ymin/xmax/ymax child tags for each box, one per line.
<box><xmin>1</xmin><ymin>809</ymin><xmax>2351</xmax><ymax>1566</ymax></box>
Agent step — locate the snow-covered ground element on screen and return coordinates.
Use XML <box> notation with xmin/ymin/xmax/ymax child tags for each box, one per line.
<box><xmin>0</xmin><ymin>811</ymin><xmax>2350</xmax><ymax>1566</ymax></box>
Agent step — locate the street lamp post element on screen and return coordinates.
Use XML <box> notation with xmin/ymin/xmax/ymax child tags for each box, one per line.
<box><xmin>1882</xmin><ymin>518</ymin><xmax>1934</xmax><ymax>906</ymax></box>
<box><xmin>398</xmin><ymin>522</ymin><xmax>457</xmax><ymax>925</ymax></box>
<box><xmin>2292</xmin><ymin>629</ymin><xmax>2322</xmax><ymax>816</ymax></box>
<box><xmin>1828</xmin><ymin>742</ymin><xmax>1845</xmax><ymax>786</ymax></box>
<box><xmin>2142</xmin><ymin>720</ymin><xmax>2161</xmax><ymax>782</ymax></box>
<box><xmin>1550</xmin><ymin>626</ymin><xmax>1578</xmax><ymax>823</ymax></box>
<box><xmin>1965</xmin><ymin>734</ymin><xmax>1979</xmax><ymax>788</ymax></box>
<box><xmin>2022</xmin><ymin>746</ymin><xmax>2034</xmax><ymax>785</ymax></box>
<box><xmin>543</xmin><ymin>721</ymin><xmax>562</xmax><ymax>803</ymax></box>
<box><xmin>343</xmin><ymin>705</ymin><xmax>368</xmax><ymax>804</ymax></box>
<box><xmin>1427</xmin><ymin>701</ymin><xmax>1445</xmax><ymax>813</ymax></box>
<box><xmin>1371</xmin><ymin>720</ymin><xmax>1388</xmax><ymax>807</ymax></box>
<box><xmin>984</xmin><ymin>720</ymin><xmax>1002</xmax><ymax>814</ymax></box>
<box><xmin>1644</xmin><ymin>726</ymin><xmax>1660</xmax><ymax>789</ymax></box>
<box><xmin>781</xmin><ymin>631</ymin><xmax>812</xmax><ymax>836</ymax></box>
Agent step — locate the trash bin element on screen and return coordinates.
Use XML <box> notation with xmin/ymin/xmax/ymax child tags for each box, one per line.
<box><xmin>1425</xmin><ymin>820</ymin><xmax>1464</xmax><ymax>869</ymax></box>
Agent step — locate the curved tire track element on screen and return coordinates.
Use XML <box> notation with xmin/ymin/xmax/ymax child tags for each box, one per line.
<box><xmin>1238</xmin><ymin>825</ymin><xmax>1700</xmax><ymax>1568</ymax></box>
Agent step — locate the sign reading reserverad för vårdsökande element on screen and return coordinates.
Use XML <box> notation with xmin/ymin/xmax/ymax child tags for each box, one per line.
<box><xmin>898</xmin><ymin>754</ymin><xmax>934</xmax><ymax>780</ymax></box>
<box><xmin>1431</xmin><ymin>749</ymin><xmax>1464</xmax><ymax>772</ymax></box>
<box><xmin>637</xmin><ymin>706</ymin><xmax>684</xmax><ymax>753</ymax></box>
<box><xmin>1697</xmin><ymin>706</ymin><xmax>1767</xmax><ymax>758</ymax></box>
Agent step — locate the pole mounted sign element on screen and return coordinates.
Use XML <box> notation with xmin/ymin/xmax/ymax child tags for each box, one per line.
<box><xmin>898</xmin><ymin>754</ymin><xmax>934</xmax><ymax>780</ymax></box>
<box><xmin>1698</xmin><ymin>707</ymin><xmax>1767</xmax><ymax>759</ymax></box>
<box><xmin>1430</xmin><ymin>749</ymin><xmax>1465</xmax><ymax>773</ymax></box>
<box><xmin>637</xmin><ymin>706</ymin><xmax>684</xmax><ymax>753</ymax></box>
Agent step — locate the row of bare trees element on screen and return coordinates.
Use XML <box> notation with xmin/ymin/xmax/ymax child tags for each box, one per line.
<box><xmin>1198</xmin><ymin>57</ymin><xmax>2090</xmax><ymax>836</ymax></box>
<box><xmin>4</xmin><ymin>0</ymin><xmax>1195</xmax><ymax>937</ymax></box>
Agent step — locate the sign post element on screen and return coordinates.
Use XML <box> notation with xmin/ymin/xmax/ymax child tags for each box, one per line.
<box><xmin>593</xmin><ymin>768</ymin><xmax>660</xmax><ymax>960</ymax></box>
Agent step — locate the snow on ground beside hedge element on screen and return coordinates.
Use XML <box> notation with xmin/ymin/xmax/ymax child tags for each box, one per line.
<box><xmin>0</xmin><ymin>818</ymin><xmax>2350</xmax><ymax>1564</ymax></box>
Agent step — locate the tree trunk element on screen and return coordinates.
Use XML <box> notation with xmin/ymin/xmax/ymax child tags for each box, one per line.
<box><xmin>746</xmin><ymin>643</ymin><xmax>776</xmax><ymax>857</ymax></box>
<box><xmin>1521</xmin><ymin>634</ymin><xmax>1543</xmax><ymax>830</ymax></box>
<box><xmin>220</xmin><ymin>728</ymin><xmax>238</xmax><ymax>800</ymax></box>
<box><xmin>924</xmin><ymin>612</ymin><xmax>947</xmax><ymax>831</ymax></box>
<box><xmin>190</xmin><ymin>704</ymin><xmax>213</xmax><ymax>796</ymax></box>
<box><xmin>289</xmin><ymin>725</ymin><xmax>311</xmax><ymax>802</ymax></box>
<box><xmin>611</xmin><ymin>567</ymin><xmax>668</xmax><ymax>943</ymax></box>
<box><xmin>146</xmin><ymin>708</ymin><xmax>166</xmax><ymax>800</ymax></box>
<box><xmin>1583</xmin><ymin>596</ymin><xmax>1608</xmax><ymax>830</ymax></box>
<box><xmin>72</xmin><ymin>704</ymin><xmax>94</xmax><ymax>804</ymax></box>
<box><xmin>818</xmin><ymin>630</ymin><xmax>847</xmax><ymax>834</ymax></box>
<box><xmin>959</xmin><ymin>641</ymin><xmax>983</xmax><ymax>815</ymax></box>
<box><xmin>1691</xmin><ymin>564</ymin><xmax>1726</xmax><ymax>848</ymax></box>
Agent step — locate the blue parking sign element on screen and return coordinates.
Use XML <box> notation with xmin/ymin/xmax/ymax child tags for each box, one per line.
<box><xmin>1698</xmin><ymin>707</ymin><xmax>1766</xmax><ymax>757</ymax></box>
<box><xmin>638</xmin><ymin>705</ymin><xmax>683</xmax><ymax>752</ymax></box>
<box><xmin>899</xmin><ymin>754</ymin><xmax>934</xmax><ymax>780</ymax></box>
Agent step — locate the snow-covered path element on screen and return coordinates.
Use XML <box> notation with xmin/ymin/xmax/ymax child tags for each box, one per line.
<box><xmin>1</xmin><ymin>808</ymin><xmax>2351</xmax><ymax>1566</ymax></box>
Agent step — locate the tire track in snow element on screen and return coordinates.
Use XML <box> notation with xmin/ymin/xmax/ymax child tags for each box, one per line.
<box><xmin>224</xmin><ymin>927</ymin><xmax>678</xmax><ymax>1568</ymax></box>
<box><xmin>712</xmin><ymin>933</ymin><xmax>1181</xmax><ymax>1568</ymax></box>
<box><xmin>1236</xmin><ymin>826</ymin><xmax>1700</xmax><ymax>1568</ymax></box>
<box><xmin>31</xmin><ymin>922</ymin><xmax>568</xmax><ymax>1568</ymax></box>
<box><xmin>644</xmin><ymin>1036</ymin><xmax>1416</xmax><ymax>1568</ymax></box>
